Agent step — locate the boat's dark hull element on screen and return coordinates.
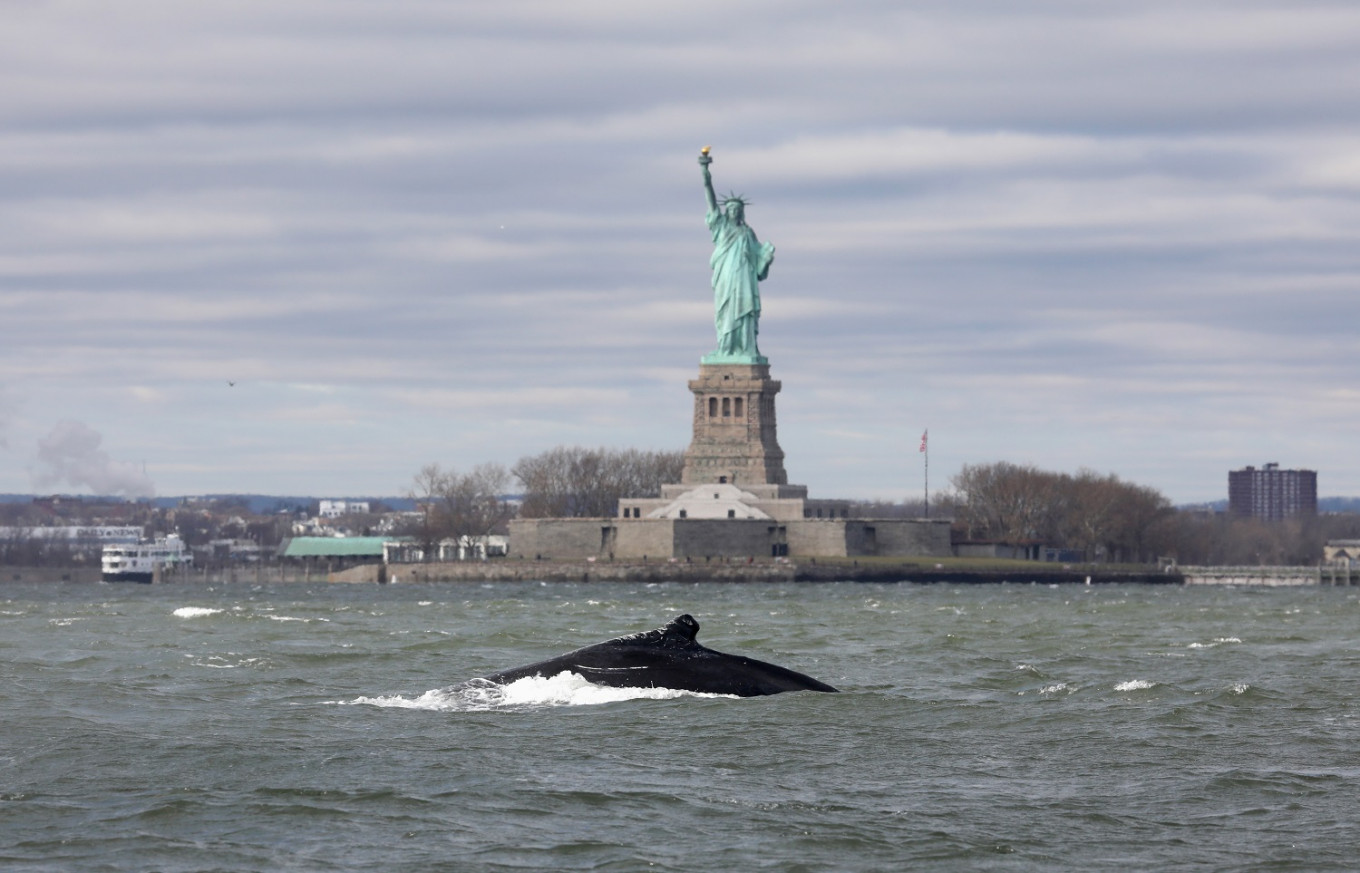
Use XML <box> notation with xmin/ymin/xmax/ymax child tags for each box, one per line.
<box><xmin>102</xmin><ymin>572</ymin><xmax>153</xmax><ymax>584</ymax></box>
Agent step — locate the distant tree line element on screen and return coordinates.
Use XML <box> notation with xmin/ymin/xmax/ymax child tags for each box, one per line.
<box><xmin>512</xmin><ymin>446</ymin><xmax>685</xmax><ymax>518</ymax></box>
<box><xmin>1155</xmin><ymin>512</ymin><xmax>1360</xmax><ymax>567</ymax></box>
<box><xmin>950</xmin><ymin>462</ymin><xmax>1172</xmax><ymax>563</ymax></box>
<box><xmin>946</xmin><ymin>460</ymin><xmax>1360</xmax><ymax>566</ymax></box>
<box><xmin>8</xmin><ymin>451</ymin><xmax>1352</xmax><ymax>570</ymax></box>
<box><xmin>0</xmin><ymin>529</ymin><xmax>96</xmax><ymax>567</ymax></box>
<box><xmin>401</xmin><ymin>451</ymin><xmax>1358</xmax><ymax>566</ymax></box>
<box><xmin>402</xmin><ymin>447</ymin><xmax>684</xmax><ymax>560</ymax></box>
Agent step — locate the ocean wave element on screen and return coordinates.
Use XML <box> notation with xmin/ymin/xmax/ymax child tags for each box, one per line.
<box><xmin>191</xmin><ymin>654</ymin><xmax>265</xmax><ymax>669</ymax></box>
<box><xmin>1188</xmin><ymin>637</ymin><xmax>1243</xmax><ymax>649</ymax></box>
<box><xmin>173</xmin><ymin>607</ymin><xmax>223</xmax><ymax>618</ymax></box>
<box><xmin>347</xmin><ymin>671</ymin><xmax>730</xmax><ymax>712</ymax></box>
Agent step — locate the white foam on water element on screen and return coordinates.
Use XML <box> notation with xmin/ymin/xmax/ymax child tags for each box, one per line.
<box><xmin>1114</xmin><ymin>679</ymin><xmax>1156</xmax><ymax>691</ymax></box>
<box><xmin>1016</xmin><ymin>681</ymin><xmax>1070</xmax><ymax>697</ymax></box>
<box><xmin>173</xmin><ymin>607</ymin><xmax>223</xmax><ymax>618</ymax></box>
<box><xmin>347</xmin><ymin>671</ymin><xmax>730</xmax><ymax>712</ymax></box>
<box><xmin>192</xmin><ymin>654</ymin><xmax>265</xmax><ymax>669</ymax></box>
<box><xmin>1189</xmin><ymin>637</ymin><xmax>1243</xmax><ymax>649</ymax></box>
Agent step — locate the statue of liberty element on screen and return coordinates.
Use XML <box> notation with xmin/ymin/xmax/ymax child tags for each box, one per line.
<box><xmin>698</xmin><ymin>147</ymin><xmax>775</xmax><ymax>364</ymax></box>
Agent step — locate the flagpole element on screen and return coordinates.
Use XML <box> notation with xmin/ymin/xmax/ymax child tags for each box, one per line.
<box><xmin>920</xmin><ymin>429</ymin><xmax>929</xmax><ymax>519</ymax></box>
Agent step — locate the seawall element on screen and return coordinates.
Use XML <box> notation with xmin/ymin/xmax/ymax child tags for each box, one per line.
<box><xmin>11</xmin><ymin>562</ymin><xmax>1352</xmax><ymax>586</ymax></box>
<box><xmin>378</xmin><ymin>560</ymin><xmax>1180</xmax><ymax>585</ymax></box>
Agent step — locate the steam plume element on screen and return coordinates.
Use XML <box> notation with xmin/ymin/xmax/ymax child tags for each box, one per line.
<box><xmin>32</xmin><ymin>420</ymin><xmax>156</xmax><ymax>497</ymax></box>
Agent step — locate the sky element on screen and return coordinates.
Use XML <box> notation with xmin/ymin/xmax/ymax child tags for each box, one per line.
<box><xmin>2</xmin><ymin>1</ymin><xmax>1358</xmax><ymax>505</ymax></box>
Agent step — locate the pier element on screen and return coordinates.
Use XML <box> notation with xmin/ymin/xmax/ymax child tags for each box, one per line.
<box><xmin>1180</xmin><ymin>566</ymin><xmax>1359</xmax><ymax>586</ymax></box>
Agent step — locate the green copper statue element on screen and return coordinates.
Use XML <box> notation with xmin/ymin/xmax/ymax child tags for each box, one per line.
<box><xmin>699</xmin><ymin>147</ymin><xmax>775</xmax><ymax>364</ymax></box>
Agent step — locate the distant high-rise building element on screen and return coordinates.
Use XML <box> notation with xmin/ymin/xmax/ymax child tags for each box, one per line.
<box><xmin>1228</xmin><ymin>463</ymin><xmax>1317</xmax><ymax>520</ymax></box>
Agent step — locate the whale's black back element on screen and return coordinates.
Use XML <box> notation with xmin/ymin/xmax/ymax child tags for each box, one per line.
<box><xmin>480</xmin><ymin>614</ymin><xmax>838</xmax><ymax>697</ymax></box>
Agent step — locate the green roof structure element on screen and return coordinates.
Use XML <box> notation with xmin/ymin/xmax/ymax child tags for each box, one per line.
<box><xmin>281</xmin><ymin>537</ymin><xmax>390</xmax><ymax>559</ymax></box>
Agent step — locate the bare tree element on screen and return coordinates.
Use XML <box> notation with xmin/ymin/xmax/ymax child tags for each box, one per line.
<box><xmin>0</xmin><ymin>526</ymin><xmax>41</xmax><ymax>566</ymax></box>
<box><xmin>1059</xmin><ymin>470</ymin><xmax>1173</xmax><ymax>563</ymax></box>
<box><xmin>952</xmin><ymin>461</ymin><xmax>1174</xmax><ymax>563</ymax></box>
<box><xmin>406</xmin><ymin>462</ymin><xmax>514</xmax><ymax>560</ymax></box>
<box><xmin>1155</xmin><ymin>511</ymin><xmax>1360</xmax><ymax>567</ymax></box>
<box><xmin>952</xmin><ymin>462</ymin><xmax>1065</xmax><ymax>543</ymax></box>
<box><xmin>513</xmin><ymin>446</ymin><xmax>684</xmax><ymax>518</ymax></box>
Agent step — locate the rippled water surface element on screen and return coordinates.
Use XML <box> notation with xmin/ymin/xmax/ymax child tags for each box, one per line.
<box><xmin>3</xmin><ymin>580</ymin><xmax>1360</xmax><ymax>871</ymax></box>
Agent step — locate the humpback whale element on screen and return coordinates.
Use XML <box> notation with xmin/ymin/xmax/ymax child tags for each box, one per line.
<box><xmin>477</xmin><ymin>614</ymin><xmax>838</xmax><ymax>697</ymax></box>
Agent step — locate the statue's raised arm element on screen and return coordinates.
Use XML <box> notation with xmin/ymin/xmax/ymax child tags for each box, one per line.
<box><xmin>696</xmin><ymin>147</ymin><xmax>774</xmax><ymax>365</ymax></box>
<box><xmin>698</xmin><ymin>146</ymin><xmax>719</xmax><ymax>214</ymax></box>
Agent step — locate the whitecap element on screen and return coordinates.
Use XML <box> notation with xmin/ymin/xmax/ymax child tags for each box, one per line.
<box><xmin>1017</xmin><ymin>682</ymin><xmax>1069</xmax><ymax>697</ymax></box>
<box><xmin>193</xmin><ymin>655</ymin><xmax>264</xmax><ymax>669</ymax></box>
<box><xmin>1189</xmin><ymin>637</ymin><xmax>1242</xmax><ymax>649</ymax></box>
<box><xmin>1114</xmin><ymin>679</ymin><xmax>1155</xmax><ymax>691</ymax></box>
<box><xmin>173</xmin><ymin>607</ymin><xmax>223</xmax><ymax>618</ymax></box>
<box><xmin>348</xmin><ymin>671</ymin><xmax>731</xmax><ymax>712</ymax></box>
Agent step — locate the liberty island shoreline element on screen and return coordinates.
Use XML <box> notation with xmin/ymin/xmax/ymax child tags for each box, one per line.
<box><xmin>386</xmin><ymin>559</ymin><xmax>1183</xmax><ymax>585</ymax></box>
<box><xmin>0</xmin><ymin>559</ymin><xmax>1234</xmax><ymax>586</ymax></box>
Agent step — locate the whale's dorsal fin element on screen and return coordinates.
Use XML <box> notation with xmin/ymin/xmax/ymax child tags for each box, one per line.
<box><xmin>615</xmin><ymin>613</ymin><xmax>701</xmax><ymax>648</ymax></box>
<box><xmin>664</xmin><ymin>613</ymin><xmax>700</xmax><ymax>641</ymax></box>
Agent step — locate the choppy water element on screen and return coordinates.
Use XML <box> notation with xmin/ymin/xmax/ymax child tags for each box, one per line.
<box><xmin>3</xmin><ymin>580</ymin><xmax>1359</xmax><ymax>871</ymax></box>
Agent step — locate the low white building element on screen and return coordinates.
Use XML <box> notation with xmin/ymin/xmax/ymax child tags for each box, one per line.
<box><xmin>319</xmin><ymin>500</ymin><xmax>370</xmax><ymax>519</ymax></box>
<box><xmin>1325</xmin><ymin>540</ymin><xmax>1360</xmax><ymax>567</ymax></box>
<box><xmin>384</xmin><ymin>535</ymin><xmax>508</xmax><ymax>563</ymax></box>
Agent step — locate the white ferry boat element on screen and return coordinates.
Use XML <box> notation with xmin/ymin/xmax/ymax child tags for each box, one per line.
<box><xmin>101</xmin><ymin>535</ymin><xmax>193</xmax><ymax>583</ymax></box>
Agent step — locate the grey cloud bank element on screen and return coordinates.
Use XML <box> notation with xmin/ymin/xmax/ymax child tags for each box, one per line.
<box><xmin>2</xmin><ymin>1</ymin><xmax>1357</xmax><ymax>503</ymax></box>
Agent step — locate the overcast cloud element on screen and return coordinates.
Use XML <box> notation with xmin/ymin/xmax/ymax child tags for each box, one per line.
<box><xmin>2</xmin><ymin>1</ymin><xmax>1357</xmax><ymax>503</ymax></box>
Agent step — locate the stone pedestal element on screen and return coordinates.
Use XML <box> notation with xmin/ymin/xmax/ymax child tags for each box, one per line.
<box><xmin>681</xmin><ymin>363</ymin><xmax>788</xmax><ymax>486</ymax></box>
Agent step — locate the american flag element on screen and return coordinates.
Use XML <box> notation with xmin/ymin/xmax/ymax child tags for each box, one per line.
<box><xmin>919</xmin><ymin>430</ymin><xmax>928</xmax><ymax>453</ymax></box>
